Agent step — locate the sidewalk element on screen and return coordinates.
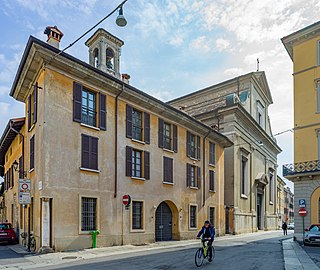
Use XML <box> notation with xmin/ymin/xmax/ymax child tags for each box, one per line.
<box><xmin>0</xmin><ymin>230</ymin><xmax>299</xmax><ymax>269</ymax></box>
<box><xmin>282</xmin><ymin>238</ymin><xmax>319</xmax><ymax>270</ymax></box>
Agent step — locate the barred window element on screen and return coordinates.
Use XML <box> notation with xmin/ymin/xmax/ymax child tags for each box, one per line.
<box><xmin>190</xmin><ymin>165</ymin><xmax>196</xmax><ymax>187</ymax></box>
<box><xmin>81</xmin><ymin>197</ymin><xmax>97</xmax><ymax>231</ymax></box>
<box><xmin>163</xmin><ymin>122</ymin><xmax>172</xmax><ymax>150</ymax></box>
<box><xmin>190</xmin><ymin>205</ymin><xmax>197</xmax><ymax>228</ymax></box>
<box><xmin>132</xmin><ymin>109</ymin><xmax>143</xmax><ymax>141</ymax></box>
<box><xmin>132</xmin><ymin>201</ymin><xmax>143</xmax><ymax>230</ymax></box>
<box><xmin>82</xmin><ymin>89</ymin><xmax>96</xmax><ymax>127</ymax></box>
<box><xmin>209</xmin><ymin>207</ymin><xmax>215</xmax><ymax>226</ymax></box>
<box><xmin>132</xmin><ymin>149</ymin><xmax>142</xmax><ymax>178</ymax></box>
<box><xmin>190</xmin><ymin>134</ymin><xmax>196</xmax><ymax>158</ymax></box>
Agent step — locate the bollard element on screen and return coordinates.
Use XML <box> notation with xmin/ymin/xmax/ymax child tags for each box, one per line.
<box><xmin>90</xmin><ymin>230</ymin><xmax>100</xmax><ymax>248</ymax></box>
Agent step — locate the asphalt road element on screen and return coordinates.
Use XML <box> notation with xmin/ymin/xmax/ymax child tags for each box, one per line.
<box><xmin>38</xmin><ymin>233</ymin><xmax>290</xmax><ymax>270</ymax></box>
<box><xmin>0</xmin><ymin>243</ymin><xmax>28</xmax><ymax>265</ymax></box>
<box><xmin>302</xmin><ymin>243</ymin><xmax>320</xmax><ymax>268</ymax></box>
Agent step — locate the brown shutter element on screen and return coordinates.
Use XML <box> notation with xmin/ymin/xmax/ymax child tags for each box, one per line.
<box><xmin>197</xmin><ymin>166</ymin><xmax>201</xmax><ymax>188</ymax></box>
<box><xmin>210</xmin><ymin>170</ymin><xmax>215</xmax><ymax>191</ymax></box>
<box><xmin>19</xmin><ymin>156</ymin><xmax>23</xmax><ymax>179</ymax></box>
<box><xmin>144</xmin><ymin>112</ymin><xmax>150</xmax><ymax>144</ymax></box>
<box><xmin>144</xmin><ymin>151</ymin><xmax>150</xmax><ymax>180</ymax></box>
<box><xmin>186</xmin><ymin>131</ymin><xmax>191</xmax><ymax>157</ymax></box>
<box><xmin>197</xmin><ymin>136</ymin><xmax>201</xmax><ymax>160</ymax></box>
<box><xmin>11</xmin><ymin>165</ymin><xmax>14</xmax><ymax>187</ymax></box>
<box><xmin>210</xmin><ymin>143</ymin><xmax>215</xmax><ymax>164</ymax></box>
<box><xmin>126</xmin><ymin>104</ymin><xmax>133</xmax><ymax>138</ymax></box>
<box><xmin>30</xmin><ymin>135</ymin><xmax>34</xmax><ymax>170</ymax></box>
<box><xmin>28</xmin><ymin>94</ymin><xmax>32</xmax><ymax>130</ymax></box>
<box><xmin>4</xmin><ymin>173</ymin><xmax>6</xmax><ymax>191</ymax></box>
<box><xmin>173</xmin><ymin>125</ymin><xmax>178</xmax><ymax>153</ymax></box>
<box><xmin>91</xmin><ymin>137</ymin><xmax>99</xmax><ymax>170</ymax></box>
<box><xmin>33</xmin><ymin>83</ymin><xmax>38</xmax><ymax>124</ymax></box>
<box><xmin>186</xmin><ymin>163</ymin><xmax>191</xmax><ymax>187</ymax></box>
<box><xmin>169</xmin><ymin>158</ymin><xmax>173</xmax><ymax>183</ymax></box>
<box><xmin>163</xmin><ymin>156</ymin><xmax>167</xmax><ymax>182</ymax></box>
<box><xmin>163</xmin><ymin>157</ymin><xmax>173</xmax><ymax>183</ymax></box>
<box><xmin>99</xmin><ymin>93</ymin><xmax>107</xmax><ymax>130</ymax></box>
<box><xmin>158</xmin><ymin>118</ymin><xmax>164</xmax><ymax>148</ymax></box>
<box><xmin>73</xmin><ymin>82</ymin><xmax>82</xmax><ymax>123</ymax></box>
<box><xmin>81</xmin><ymin>134</ymin><xmax>90</xmax><ymax>169</ymax></box>
<box><xmin>126</xmin><ymin>146</ymin><xmax>132</xmax><ymax>177</ymax></box>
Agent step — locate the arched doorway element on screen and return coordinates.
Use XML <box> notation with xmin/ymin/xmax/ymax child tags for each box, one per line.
<box><xmin>311</xmin><ymin>187</ymin><xmax>320</xmax><ymax>224</ymax></box>
<box><xmin>155</xmin><ymin>202</ymin><xmax>173</xmax><ymax>241</ymax></box>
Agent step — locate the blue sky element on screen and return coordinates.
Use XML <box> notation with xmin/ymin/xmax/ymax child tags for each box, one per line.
<box><xmin>1</xmin><ymin>0</ymin><xmax>320</xmax><ymax>188</ymax></box>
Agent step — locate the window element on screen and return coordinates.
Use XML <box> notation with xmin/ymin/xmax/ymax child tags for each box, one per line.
<box><xmin>257</xmin><ymin>101</ymin><xmax>265</xmax><ymax>129</ymax></box>
<box><xmin>187</xmin><ymin>131</ymin><xmax>200</xmax><ymax>159</ymax></box>
<box><xmin>158</xmin><ymin>118</ymin><xmax>178</xmax><ymax>152</ymax></box>
<box><xmin>82</xmin><ymin>88</ymin><xmax>96</xmax><ymax>127</ymax></box>
<box><xmin>240</xmin><ymin>154</ymin><xmax>248</xmax><ymax>196</ymax></box>
<box><xmin>209</xmin><ymin>207</ymin><xmax>215</xmax><ymax>226</ymax></box>
<box><xmin>132</xmin><ymin>201</ymin><xmax>143</xmax><ymax>230</ymax></box>
<box><xmin>209</xmin><ymin>170</ymin><xmax>215</xmax><ymax>191</ymax></box>
<box><xmin>93</xmin><ymin>48</ymin><xmax>99</xmax><ymax>68</ymax></box>
<box><xmin>186</xmin><ymin>164</ymin><xmax>200</xmax><ymax>188</ymax></box>
<box><xmin>163</xmin><ymin>157</ymin><xmax>173</xmax><ymax>183</ymax></box>
<box><xmin>28</xmin><ymin>83</ymin><xmax>38</xmax><ymax>130</ymax></box>
<box><xmin>106</xmin><ymin>48</ymin><xmax>114</xmax><ymax>70</ymax></box>
<box><xmin>73</xmin><ymin>82</ymin><xmax>106</xmax><ymax>129</ymax></box>
<box><xmin>126</xmin><ymin>105</ymin><xmax>150</xmax><ymax>144</ymax></box>
<box><xmin>81</xmin><ymin>197</ymin><xmax>97</xmax><ymax>231</ymax></box>
<box><xmin>209</xmin><ymin>142</ymin><xmax>215</xmax><ymax>165</ymax></box>
<box><xmin>190</xmin><ymin>205</ymin><xmax>197</xmax><ymax>228</ymax></box>
<box><xmin>30</xmin><ymin>135</ymin><xmax>35</xmax><ymax>170</ymax></box>
<box><xmin>163</xmin><ymin>122</ymin><xmax>171</xmax><ymax>150</ymax></box>
<box><xmin>269</xmin><ymin>170</ymin><xmax>275</xmax><ymax>203</ymax></box>
<box><xmin>81</xmin><ymin>134</ymin><xmax>99</xmax><ymax>171</ymax></box>
<box><xmin>132</xmin><ymin>109</ymin><xmax>143</xmax><ymax>141</ymax></box>
<box><xmin>126</xmin><ymin>147</ymin><xmax>150</xmax><ymax>180</ymax></box>
<box><xmin>132</xmin><ymin>149</ymin><xmax>142</xmax><ymax>178</ymax></box>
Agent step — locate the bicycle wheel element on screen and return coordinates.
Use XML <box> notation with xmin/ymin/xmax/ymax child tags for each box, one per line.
<box><xmin>22</xmin><ymin>238</ymin><xmax>26</xmax><ymax>247</ymax></box>
<box><xmin>195</xmin><ymin>248</ymin><xmax>204</xmax><ymax>267</ymax></box>
<box><xmin>30</xmin><ymin>238</ymin><xmax>36</xmax><ymax>252</ymax></box>
<box><xmin>211</xmin><ymin>246</ymin><xmax>215</xmax><ymax>260</ymax></box>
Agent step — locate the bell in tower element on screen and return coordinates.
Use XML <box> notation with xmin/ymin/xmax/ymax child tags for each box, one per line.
<box><xmin>85</xmin><ymin>28</ymin><xmax>124</xmax><ymax>79</ymax></box>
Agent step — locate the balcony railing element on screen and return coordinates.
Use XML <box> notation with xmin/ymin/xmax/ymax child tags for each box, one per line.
<box><xmin>283</xmin><ymin>160</ymin><xmax>320</xmax><ymax>177</ymax></box>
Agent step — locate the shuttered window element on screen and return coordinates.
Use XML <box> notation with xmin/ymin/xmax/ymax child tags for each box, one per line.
<box><xmin>99</xmin><ymin>93</ymin><xmax>107</xmax><ymax>130</ymax></box>
<box><xmin>19</xmin><ymin>156</ymin><xmax>23</xmax><ymax>179</ymax></box>
<box><xmin>163</xmin><ymin>157</ymin><xmax>173</xmax><ymax>183</ymax></box>
<box><xmin>163</xmin><ymin>122</ymin><xmax>171</xmax><ymax>150</ymax></box>
<box><xmin>132</xmin><ymin>109</ymin><xmax>143</xmax><ymax>141</ymax></box>
<box><xmin>209</xmin><ymin>142</ymin><xmax>215</xmax><ymax>165</ymax></box>
<box><xmin>209</xmin><ymin>207</ymin><xmax>215</xmax><ymax>226</ymax></box>
<box><xmin>81</xmin><ymin>134</ymin><xmax>99</xmax><ymax>170</ymax></box>
<box><xmin>190</xmin><ymin>205</ymin><xmax>197</xmax><ymax>228</ymax></box>
<box><xmin>82</xmin><ymin>88</ymin><xmax>96</xmax><ymax>127</ymax></box>
<box><xmin>240</xmin><ymin>154</ymin><xmax>248</xmax><ymax>196</ymax></box>
<box><xmin>126</xmin><ymin>105</ymin><xmax>150</xmax><ymax>143</ymax></box>
<box><xmin>126</xmin><ymin>147</ymin><xmax>150</xmax><ymax>180</ymax></box>
<box><xmin>28</xmin><ymin>94</ymin><xmax>32</xmax><ymax>130</ymax></box>
<box><xmin>132</xmin><ymin>201</ymin><xmax>143</xmax><ymax>230</ymax></box>
<box><xmin>33</xmin><ymin>83</ymin><xmax>38</xmax><ymax>125</ymax></box>
<box><xmin>186</xmin><ymin>164</ymin><xmax>200</xmax><ymax>188</ymax></box>
<box><xmin>186</xmin><ymin>131</ymin><xmax>200</xmax><ymax>159</ymax></box>
<box><xmin>81</xmin><ymin>197</ymin><xmax>97</xmax><ymax>231</ymax></box>
<box><xmin>11</xmin><ymin>165</ymin><xmax>14</xmax><ymax>187</ymax></box>
<box><xmin>158</xmin><ymin>119</ymin><xmax>178</xmax><ymax>152</ymax></box>
<box><xmin>144</xmin><ymin>112</ymin><xmax>150</xmax><ymax>144</ymax></box>
<box><xmin>30</xmin><ymin>135</ymin><xmax>35</xmax><ymax>170</ymax></box>
<box><xmin>209</xmin><ymin>170</ymin><xmax>215</xmax><ymax>191</ymax></box>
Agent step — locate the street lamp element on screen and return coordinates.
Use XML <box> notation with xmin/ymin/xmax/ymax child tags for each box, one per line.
<box><xmin>13</xmin><ymin>160</ymin><xmax>27</xmax><ymax>178</ymax></box>
<box><xmin>116</xmin><ymin>5</ymin><xmax>127</xmax><ymax>27</ymax></box>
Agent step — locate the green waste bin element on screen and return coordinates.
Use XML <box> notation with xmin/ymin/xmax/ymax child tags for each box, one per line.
<box><xmin>90</xmin><ymin>230</ymin><xmax>100</xmax><ymax>248</ymax></box>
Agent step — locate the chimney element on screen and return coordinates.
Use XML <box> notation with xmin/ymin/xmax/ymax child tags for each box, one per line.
<box><xmin>122</xmin><ymin>73</ymin><xmax>131</xmax><ymax>84</ymax></box>
<box><xmin>44</xmin><ymin>26</ymin><xmax>63</xmax><ymax>49</ymax></box>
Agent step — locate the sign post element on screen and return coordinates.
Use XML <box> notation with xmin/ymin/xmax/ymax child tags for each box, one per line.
<box><xmin>18</xmin><ymin>179</ymin><xmax>31</xmax><ymax>205</ymax></box>
<box><xmin>299</xmin><ymin>207</ymin><xmax>307</xmax><ymax>242</ymax></box>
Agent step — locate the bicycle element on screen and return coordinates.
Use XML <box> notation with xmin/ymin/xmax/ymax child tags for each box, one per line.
<box><xmin>20</xmin><ymin>232</ymin><xmax>27</xmax><ymax>247</ymax></box>
<box><xmin>29</xmin><ymin>233</ymin><xmax>36</xmax><ymax>252</ymax></box>
<box><xmin>195</xmin><ymin>238</ymin><xmax>215</xmax><ymax>267</ymax></box>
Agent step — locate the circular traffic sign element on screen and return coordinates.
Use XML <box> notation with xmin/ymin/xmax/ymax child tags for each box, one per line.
<box><xmin>22</xmin><ymin>183</ymin><xmax>28</xmax><ymax>190</ymax></box>
<box><xmin>298</xmin><ymin>208</ymin><xmax>307</xmax><ymax>217</ymax></box>
<box><xmin>122</xmin><ymin>195</ymin><xmax>131</xmax><ymax>206</ymax></box>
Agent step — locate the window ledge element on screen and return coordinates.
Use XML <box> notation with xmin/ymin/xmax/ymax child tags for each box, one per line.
<box><xmin>269</xmin><ymin>201</ymin><xmax>274</xmax><ymax>205</ymax></box>
<box><xmin>80</xmin><ymin>167</ymin><xmax>100</xmax><ymax>173</ymax></box>
<box><xmin>241</xmin><ymin>194</ymin><xmax>248</xmax><ymax>199</ymax></box>
<box><xmin>131</xmin><ymin>176</ymin><xmax>146</xmax><ymax>181</ymax></box>
<box><xmin>209</xmin><ymin>163</ymin><xmax>216</xmax><ymax>168</ymax></box>
<box><xmin>209</xmin><ymin>190</ymin><xmax>216</xmax><ymax>193</ymax></box>
<box><xmin>189</xmin><ymin>157</ymin><xmax>199</xmax><ymax>162</ymax></box>
<box><xmin>163</xmin><ymin>181</ymin><xmax>174</xmax><ymax>185</ymax></box>
<box><xmin>29</xmin><ymin>168</ymin><xmax>34</xmax><ymax>173</ymax></box>
<box><xmin>189</xmin><ymin>186</ymin><xmax>199</xmax><ymax>190</ymax></box>
<box><xmin>132</xmin><ymin>139</ymin><xmax>145</xmax><ymax>145</ymax></box>
<box><xmin>130</xmin><ymin>229</ymin><xmax>145</xmax><ymax>233</ymax></box>
<box><xmin>189</xmin><ymin>227</ymin><xmax>198</xmax><ymax>231</ymax></box>
<box><xmin>80</xmin><ymin>123</ymin><xmax>100</xmax><ymax>131</ymax></box>
<box><xmin>163</xmin><ymin>148</ymin><xmax>174</xmax><ymax>153</ymax></box>
<box><xmin>28</xmin><ymin>124</ymin><xmax>35</xmax><ymax>132</ymax></box>
<box><xmin>79</xmin><ymin>231</ymin><xmax>97</xmax><ymax>235</ymax></box>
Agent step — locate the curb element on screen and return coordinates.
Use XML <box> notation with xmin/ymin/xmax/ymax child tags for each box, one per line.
<box><xmin>8</xmin><ymin>244</ymin><xmax>33</xmax><ymax>255</ymax></box>
<box><xmin>282</xmin><ymin>238</ymin><xmax>319</xmax><ymax>270</ymax></box>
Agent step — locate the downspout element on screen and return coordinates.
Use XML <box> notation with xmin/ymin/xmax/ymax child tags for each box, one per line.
<box><xmin>202</xmin><ymin>130</ymin><xmax>211</xmax><ymax>207</ymax></box>
<box><xmin>250</xmin><ymin>144</ymin><xmax>253</xmax><ymax>233</ymax></box>
<box><xmin>114</xmin><ymin>83</ymin><xmax>125</xmax><ymax>198</ymax></box>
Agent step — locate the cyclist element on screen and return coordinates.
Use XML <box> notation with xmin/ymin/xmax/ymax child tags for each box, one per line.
<box><xmin>197</xmin><ymin>220</ymin><xmax>215</xmax><ymax>262</ymax></box>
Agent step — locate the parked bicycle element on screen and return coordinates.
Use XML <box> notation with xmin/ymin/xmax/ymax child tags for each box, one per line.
<box><xmin>195</xmin><ymin>238</ymin><xmax>215</xmax><ymax>267</ymax></box>
<box><xmin>20</xmin><ymin>232</ymin><xmax>36</xmax><ymax>252</ymax></box>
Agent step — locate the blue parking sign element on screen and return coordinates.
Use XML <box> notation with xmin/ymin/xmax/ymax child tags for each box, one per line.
<box><xmin>299</xmin><ymin>199</ymin><xmax>306</xmax><ymax>207</ymax></box>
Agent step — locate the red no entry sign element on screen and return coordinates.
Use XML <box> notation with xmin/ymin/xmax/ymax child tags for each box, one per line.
<box><xmin>298</xmin><ymin>208</ymin><xmax>307</xmax><ymax>217</ymax></box>
<box><xmin>122</xmin><ymin>195</ymin><xmax>131</xmax><ymax>206</ymax></box>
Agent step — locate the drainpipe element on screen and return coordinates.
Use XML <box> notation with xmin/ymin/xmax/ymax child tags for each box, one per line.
<box><xmin>250</xmin><ymin>144</ymin><xmax>253</xmax><ymax>233</ymax></box>
<box><xmin>114</xmin><ymin>84</ymin><xmax>125</xmax><ymax>198</ymax></box>
<box><xmin>202</xmin><ymin>130</ymin><xmax>211</xmax><ymax>207</ymax></box>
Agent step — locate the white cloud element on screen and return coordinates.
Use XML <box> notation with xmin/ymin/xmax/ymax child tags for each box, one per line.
<box><xmin>189</xmin><ymin>36</ymin><xmax>211</xmax><ymax>53</ymax></box>
<box><xmin>0</xmin><ymin>102</ymin><xmax>10</xmax><ymax>116</ymax></box>
<box><xmin>0</xmin><ymin>86</ymin><xmax>9</xmax><ymax>96</ymax></box>
<box><xmin>224</xmin><ymin>67</ymin><xmax>244</xmax><ymax>77</ymax></box>
<box><xmin>215</xmin><ymin>38</ymin><xmax>230</xmax><ymax>51</ymax></box>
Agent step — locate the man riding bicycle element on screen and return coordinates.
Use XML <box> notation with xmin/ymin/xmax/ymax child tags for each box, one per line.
<box><xmin>197</xmin><ymin>220</ymin><xmax>215</xmax><ymax>262</ymax></box>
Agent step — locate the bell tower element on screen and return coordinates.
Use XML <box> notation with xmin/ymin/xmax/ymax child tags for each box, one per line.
<box><xmin>85</xmin><ymin>28</ymin><xmax>124</xmax><ymax>79</ymax></box>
